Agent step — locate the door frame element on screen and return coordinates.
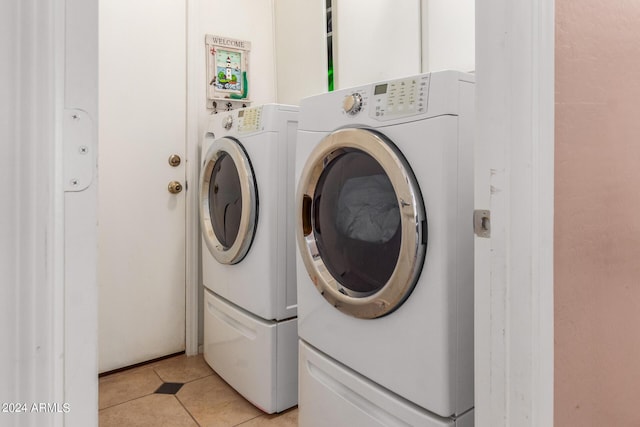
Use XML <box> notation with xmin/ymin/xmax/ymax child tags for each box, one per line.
<box><xmin>3</xmin><ymin>0</ymin><xmax>99</xmax><ymax>425</ymax></box>
<box><xmin>185</xmin><ymin>0</ymin><xmax>200</xmax><ymax>356</ymax></box>
<box><xmin>16</xmin><ymin>0</ymin><xmax>556</xmax><ymax>425</ymax></box>
<box><xmin>475</xmin><ymin>1</ymin><xmax>555</xmax><ymax>426</ymax></box>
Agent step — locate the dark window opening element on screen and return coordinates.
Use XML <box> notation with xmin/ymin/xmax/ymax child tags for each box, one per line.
<box><xmin>209</xmin><ymin>152</ymin><xmax>242</xmax><ymax>248</ymax></box>
<box><xmin>313</xmin><ymin>149</ymin><xmax>401</xmax><ymax>295</ymax></box>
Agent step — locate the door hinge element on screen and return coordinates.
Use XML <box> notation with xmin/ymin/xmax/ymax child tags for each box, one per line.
<box><xmin>474</xmin><ymin>210</ymin><xmax>491</xmax><ymax>238</ymax></box>
<box><xmin>63</xmin><ymin>109</ymin><xmax>95</xmax><ymax>192</ymax></box>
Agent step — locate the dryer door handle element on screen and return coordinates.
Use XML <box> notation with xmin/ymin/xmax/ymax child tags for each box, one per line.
<box><xmin>302</xmin><ymin>194</ymin><xmax>313</xmax><ymax>236</ymax></box>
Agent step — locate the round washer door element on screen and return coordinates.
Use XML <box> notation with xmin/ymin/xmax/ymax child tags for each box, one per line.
<box><xmin>297</xmin><ymin>128</ymin><xmax>427</xmax><ymax>319</ymax></box>
<box><xmin>200</xmin><ymin>137</ymin><xmax>258</xmax><ymax>265</ymax></box>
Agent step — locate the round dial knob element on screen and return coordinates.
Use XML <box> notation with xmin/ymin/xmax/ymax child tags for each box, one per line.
<box><xmin>343</xmin><ymin>93</ymin><xmax>363</xmax><ymax>115</ymax></box>
<box><xmin>223</xmin><ymin>115</ymin><xmax>234</xmax><ymax>130</ymax></box>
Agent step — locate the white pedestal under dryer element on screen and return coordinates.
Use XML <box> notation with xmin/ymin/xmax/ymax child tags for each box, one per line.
<box><xmin>200</xmin><ymin>104</ymin><xmax>299</xmax><ymax>414</ymax></box>
<box><xmin>295</xmin><ymin>71</ymin><xmax>475</xmax><ymax>426</ymax></box>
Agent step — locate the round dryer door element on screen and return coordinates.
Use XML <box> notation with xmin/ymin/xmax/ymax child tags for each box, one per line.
<box><xmin>297</xmin><ymin>128</ymin><xmax>427</xmax><ymax>319</ymax></box>
<box><xmin>200</xmin><ymin>137</ymin><xmax>258</xmax><ymax>265</ymax></box>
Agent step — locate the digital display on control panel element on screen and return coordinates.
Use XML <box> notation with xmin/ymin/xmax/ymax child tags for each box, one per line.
<box><xmin>374</xmin><ymin>84</ymin><xmax>388</xmax><ymax>95</ymax></box>
<box><xmin>238</xmin><ymin>110</ymin><xmax>244</xmax><ymax>117</ymax></box>
<box><xmin>369</xmin><ymin>75</ymin><xmax>430</xmax><ymax>121</ymax></box>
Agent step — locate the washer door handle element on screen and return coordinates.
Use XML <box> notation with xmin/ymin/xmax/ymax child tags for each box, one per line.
<box><xmin>302</xmin><ymin>195</ymin><xmax>313</xmax><ymax>236</ymax></box>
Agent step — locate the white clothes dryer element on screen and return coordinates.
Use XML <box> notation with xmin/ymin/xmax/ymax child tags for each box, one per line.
<box><xmin>200</xmin><ymin>104</ymin><xmax>298</xmax><ymax>413</ymax></box>
<box><xmin>295</xmin><ymin>71</ymin><xmax>475</xmax><ymax>425</ymax></box>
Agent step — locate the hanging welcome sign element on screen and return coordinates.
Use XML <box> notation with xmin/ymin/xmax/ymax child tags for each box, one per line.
<box><xmin>206</xmin><ymin>34</ymin><xmax>251</xmax><ymax>108</ymax></box>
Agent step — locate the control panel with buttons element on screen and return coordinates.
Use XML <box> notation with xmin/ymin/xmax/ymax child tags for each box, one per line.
<box><xmin>237</xmin><ymin>106</ymin><xmax>262</xmax><ymax>133</ymax></box>
<box><xmin>369</xmin><ymin>74</ymin><xmax>430</xmax><ymax>120</ymax></box>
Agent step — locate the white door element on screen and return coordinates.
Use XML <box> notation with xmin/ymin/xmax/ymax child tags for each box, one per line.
<box><xmin>98</xmin><ymin>0</ymin><xmax>187</xmax><ymax>373</ymax></box>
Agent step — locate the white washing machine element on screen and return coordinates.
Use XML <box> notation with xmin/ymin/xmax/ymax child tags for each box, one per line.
<box><xmin>295</xmin><ymin>71</ymin><xmax>475</xmax><ymax>426</ymax></box>
<box><xmin>200</xmin><ymin>104</ymin><xmax>298</xmax><ymax>413</ymax></box>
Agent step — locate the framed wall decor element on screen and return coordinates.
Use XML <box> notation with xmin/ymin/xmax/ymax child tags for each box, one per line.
<box><xmin>206</xmin><ymin>34</ymin><xmax>251</xmax><ymax>109</ymax></box>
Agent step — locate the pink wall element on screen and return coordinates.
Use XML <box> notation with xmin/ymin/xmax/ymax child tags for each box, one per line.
<box><xmin>555</xmin><ymin>1</ymin><xmax>640</xmax><ymax>425</ymax></box>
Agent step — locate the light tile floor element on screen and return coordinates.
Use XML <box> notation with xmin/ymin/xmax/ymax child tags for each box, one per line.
<box><xmin>99</xmin><ymin>354</ymin><xmax>298</xmax><ymax>427</ymax></box>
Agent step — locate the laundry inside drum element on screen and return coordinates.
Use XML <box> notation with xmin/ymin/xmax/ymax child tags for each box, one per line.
<box><xmin>313</xmin><ymin>149</ymin><xmax>401</xmax><ymax>295</ymax></box>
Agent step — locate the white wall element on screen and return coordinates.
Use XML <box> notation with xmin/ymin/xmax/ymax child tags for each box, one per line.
<box><xmin>196</xmin><ymin>0</ymin><xmax>276</xmax><ymax>126</ymax></box>
<box><xmin>198</xmin><ymin>0</ymin><xmax>475</xmax><ymax>118</ymax></box>
<box><xmin>273</xmin><ymin>1</ymin><xmax>475</xmax><ymax>99</ymax></box>
<box><xmin>274</xmin><ymin>0</ymin><xmax>327</xmax><ymax>105</ymax></box>
<box><xmin>334</xmin><ymin>0</ymin><xmax>422</xmax><ymax>88</ymax></box>
<box><xmin>424</xmin><ymin>0</ymin><xmax>475</xmax><ymax>72</ymax></box>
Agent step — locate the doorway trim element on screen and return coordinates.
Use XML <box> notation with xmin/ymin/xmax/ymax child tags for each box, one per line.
<box><xmin>10</xmin><ymin>0</ymin><xmax>556</xmax><ymax>425</ymax></box>
<box><xmin>2</xmin><ymin>0</ymin><xmax>100</xmax><ymax>425</ymax></box>
<box><xmin>475</xmin><ymin>1</ymin><xmax>555</xmax><ymax>426</ymax></box>
<box><xmin>185</xmin><ymin>0</ymin><xmax>200</xmax><ymax>356</ymax></box>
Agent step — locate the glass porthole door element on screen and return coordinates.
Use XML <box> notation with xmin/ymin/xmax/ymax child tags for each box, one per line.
<box><xmin>200</xmin><ymin>137</ymin><xmax>258</xmax><ymax>265</ymax></box>
<box><xmin>296</xmin><ymin>128</ymin><xmax>427</xmax><ymax>319</ymax></box>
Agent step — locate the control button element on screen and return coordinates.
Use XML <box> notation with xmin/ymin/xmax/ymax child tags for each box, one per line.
<box><xmin>343</xmin><ymin>93</ymin><xmax>363</xmax><ymax>115</ymax></box>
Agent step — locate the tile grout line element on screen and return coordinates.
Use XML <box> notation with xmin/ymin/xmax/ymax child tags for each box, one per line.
<box><xmin>232</xmin><ymin>413</ymin><xmax>264</xmax><ymax>427</ymax></box>
<box><xmin>173</xmin><ymin>394</ymin><xmax>203</xmax><ymax>427</ymax></box>
<box><xmin>102</xmin><ymin>355</ymin><xmax>280</xmax><ymax>425</ymax></box>
<box><xmin>168</xmin><ymin>367</ymin><xmax>266</xmax><ymax>427</ymax></box>
<box><xmin>98</xmin><ymin>367</ymin><xmax>166</xmax><ymax>411</ymax></box>
<box><xmin>98</xmin><ymin>390</ymin><xmax>159</xmax><ymax>412</ymax></box>
<box><xmin>150</xmin><ymin>359</ymin><xmax>215</xmax><ymax>385</ymax></box>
